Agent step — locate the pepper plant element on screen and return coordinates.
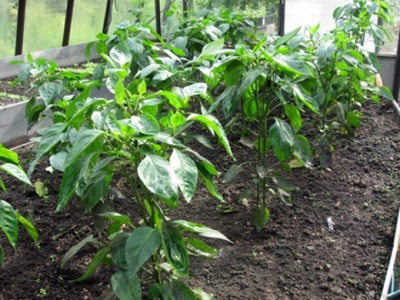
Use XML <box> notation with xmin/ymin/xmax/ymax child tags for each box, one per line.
<box><xmin>0</xmin><ymin>144</ymin><xmax>38</xmax><ymax>265</ymax></box>
<box><xmin>208</xmin><ymin>29</ymin><xmax>315</xmax><ymax>231</ymax></box>
<box><xmin>300</xmin><ymin>0</ymin><xmax>394</xmax><ymax>166</ymax></box>
<box><xmin>19</xmin><ymin>20</ymin><xmax>233</xmax><ymax>299</ymax></box>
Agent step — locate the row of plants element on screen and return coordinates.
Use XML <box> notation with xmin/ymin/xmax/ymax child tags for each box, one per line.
<box><xmin>1</xmin><ymin>0</ymin><xmax>394</xmax><ymax>298</ymax></box>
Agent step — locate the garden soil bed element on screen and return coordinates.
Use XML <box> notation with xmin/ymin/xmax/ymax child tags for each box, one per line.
<box><xmin>0</xmin><ymin>99</ymin><xmax>399</xmax><ymax>299</ymax></box>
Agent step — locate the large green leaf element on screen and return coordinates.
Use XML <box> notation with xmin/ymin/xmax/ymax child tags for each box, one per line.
<box><xmin>170</xmin><ymin>149</ymin><xmax>197</xmax><ymax>203</ymax></box>
<box><xmin>187</xmin><ymin>113</ymin><xmax>232</xmax><ymax>157</ymax></box>
<box><xmin>186</xmin><ymin>237</ymin><xmax>219</xmax><ymax>258</ymax></box>
<box><xmin>125</xmin><ymin>227</ymin><xmax>161</xmax><ymax>274</ymax></box>
<box><xmin>197</xmin><ymin>38</ymin><xmax>231</xmax><ymax>63</ymax></box>
<box><xmin>182</xmin><ymin>83</ymin><xmax>208</xmax><ymax>98</ymax></box>
<box><xmin>29</xmin><ymin>123</ymin><xmax>67</xmax><ymax>174</ymax></box>
<box><xmin>72</xmin><ymin>246</ymin><xmax>110</xmax><ymax>282</ymax></box>
<box><xmin>168</xmin><ymin>280</ymin><xmax>197</xmax><ymax>300</ymax></box>
<box><xmin>39</xmin><ymin>82</ymin><xmax>62</xmax><ymax>106</ymax></box>
<box><xmin>0</xmin><ymin>200</ymin><xmax>18</xmax><ymax>248</ymax></box>
<box><xmin>161</xmin><ymin>222</ymin><xmax>189</xmax><ymax>277</ymax></box>
<box><xmin>293</xmin><ymin>135</ymin><xmax>313</xmax><ymax>168</ymax></box>
<box><xmin>275</xmin><ymin>27</ymin><xmax>301</xmax><ymax>47</ymax></box>
<box><xmin>269</xmin><ymin>119</ymin><xmax>295</xmax><ymax>161</ymax></box>
<box><xmin>17</xmin><ymin>212</ymin><xmax>38</xmax><ymax>243</ymax></box>
<box><xmin>0</xmin><ymin>144</ymin><xmax>19</xmax><ymax>165</ymax></box>
<box><xmin>111</xmin><ymin>270</ymin><xmax>142</xmax><ymax>300</ymax></box>
<box><xmin>57</xmin><ymin>154</ymin><xmax>96</xmax><ymax>211</ymax></box>
<box><xmin>64</xmin><ymin>129</ymin><xmax>104</xmax><ymax>169</ymax></box>
<box><xmin>173</xmin><ymin>220</ymin><xmax>231</xmax><ymax>243</ymax></box>
<box><xmin>130</xmin><ymin>115</ymin><xmax>160</xmax><ymax>135</ymax></box>
<box><xmin>61</xmin><ymin>235</ymin><xmax>101</xmax><ymax>268</ymax></box>
<box><xmin>110</xmin><ymin>41</ymin><xmax>132</xmax><ymax>67</ymax></box>
<box><xmin>196</xmin><ymin>162</ymin><xmax>223</xmax><ymax>202</ymax></box>
<box><xmin>81</xmin><ymin>157</ymin><xmax>114</xmax><ymax>211</ymax></box>
<box><xmin>284</xmin><ymin>104</ymin><xmax>302</xmax><ymax>134</ymax></box>
<box><xmin>268</xmin><ymin>53</ymin><xmax>312</xmax><ymax>76</ymax></box>
<box><xmin>0</xmin><ymin>163</ymin><xmax>32</xmax><ymax>186</ymax></box>
<box><xmin>138</xmin><ymin>155</ymin><xmax>179</xmax><ymax>207</ymax></box>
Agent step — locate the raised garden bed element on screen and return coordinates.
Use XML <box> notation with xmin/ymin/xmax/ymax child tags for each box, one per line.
<box><xmin>0</xmin><ymin>99</ymin><xmax>399</xmax><ymax>299</ymax></box>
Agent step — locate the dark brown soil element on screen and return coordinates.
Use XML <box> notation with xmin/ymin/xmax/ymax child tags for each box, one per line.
<box><xmin>0</xmin><ymin>99</ymin><xmax>399</xmax><ymax>300</ymax></box>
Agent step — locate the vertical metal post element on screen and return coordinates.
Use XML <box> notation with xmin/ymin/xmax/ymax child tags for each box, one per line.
<box><xmin>15</xmin><ymin>0</ymin><xmax>27</xmax><ymax>55</ymax></box>
<box><xmin>62</xmin><ymin>0</ymin><xmax>75</xmax><ymax>46</ymax></box>
<box><xmin>103</xmin><ymin>0</ymin><xmax>113</xmax><ymax>34</ymax></box>
<box><xmin>278</xmin><ymin>0</ymin><xmax>285</xmax><ymax>36</ymax></box>
<box><xmin>392</xmin><ymin>29</ymin><xmax>400</xmax><ymax>100</ymax></box>
<box><xmin>155</xmin><ymin>0</ymin><xmax>161</xmax><ymax>35</ymax></box>
<box><xmin>183</xmin><ymin>0</ymin><xmax>188</xmax><ymax>18</ymax></box>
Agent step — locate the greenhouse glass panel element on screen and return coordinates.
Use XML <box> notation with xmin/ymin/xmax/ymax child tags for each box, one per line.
<box><xmin>69</xmin><ymin>0</ymin><xmax>107</xmax><ymax>45</ymax></box>
<box><xmin>285</xmin><ymin>0</ymin><xmax>347</xmax><ymax>33</ymax></box>
<box><xmin>23</xmin><ymin>0</ymin><xmax>67</xmax><ymax>53</ymax></box>
<box><xmin>0</xmin><ymin>0</ymin><xmax>18</xmax><ymax>58</ymax></box>
<box><xmin>185</xmin><ymin>0</ymin><xmax>279</xmax><ymax>35</ymax></box>
<box><xmin>109</xmin><ymin>0</ymin><xmax>157</xmax><ymax>32</ymax></box>
<box><xmin>380</xmin><ymin>0</ymin><xmax>400</xmax><ymax>55</ymax></box>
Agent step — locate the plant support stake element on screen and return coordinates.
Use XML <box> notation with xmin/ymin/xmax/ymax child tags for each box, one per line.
<box><xmin>380</xmin><ymin>207</ymin><xmax>400</xmax><ymax>300</ymax></box>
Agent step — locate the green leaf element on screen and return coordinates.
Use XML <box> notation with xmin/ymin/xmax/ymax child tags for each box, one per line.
<box><xmin>125</xmin><ymin>227</ymin><xmax>161</xmax><ymax>274</ymax></box>
<box><xmin>61</xmin><ymin>235</ymin><xmax>101</xmax><ymax>268</ymax></box>
<box><xmin>0</xmin><ymin>200</ymin><xmax>18</xmax><ymax>248</ymax></box>
<box><xmin>197</xmin><ymin>38</ymin><xmax>225</xmax><ymax>62</ymax></box>
<box><xmin>169</xmin><ymin>280</ymin><xmax>197</xmax><ymax>300</ymax></box>
<box><xmin>153</xmin><ymin>70</ymin><xmax>173</xmax><ymax>82</ymax></box>
<box><xmin>378</xmin><ymin>86</ymin><xmax>394</xmax><ymax>101</ymax></box>
<box><xmin>99</xmin><ymin>212</ymin><xmax>133</xmax><ymax>228</ymax></box>
<box><xmin>315</xmin><ymin>41</ymin><xmax>336</xmax><ymax>60</ymax></box>
<box><xmin>58</xmin><ymin>154</ymin><xmax>96</xmax><ymax>212</ymax></box>
<box><xmin>49</xmin><ymin>152</ymin><xmax>67</xmax><ymax>172</ymax></box>
<box><xmin>254</xmin><ymin>207</ymin><xmax>270</xmax><ymax>232</ymax></box>
<box><xmin>186</xmin><ymin>237</ymin><xmax>219</xmax><ymax>258</ymax></box>
<box><xmin>161</xmin><ymin>222</ymin><xmax>189</xmax><ymax>277</ymax></box>
<box><xmin>18</xmin><ymin>63</ymin><xmax>31</xmax><ymax>85</ymax></box>
<box><xmin>270</xmin><ymin>54</ymin><xmax>312</xmax><ymax>76</ymax></box>
<box><xmin>81</xmin><ymin>157</ymin><xmax>114</xmax><ymax>211</ymax></box>
<box><xmin>284</xmin><ymin>104</ymin><xmax>302</xmax><ymax>133</ymax></box>
<box><xmin>138</xmin><ymin>80</ymin><xmax>147</xmax><ymax>95</ymax></box>
<box><xmin>39</xmin><ymin>82</ymin><xmax>62</xmax><ymax>106</ymax></box>
<box><xmin>182</xmin><ymin>83</ymin><xmax>208</xmax><ymax>98</ymax></box>
<box><xmin>17</xmin><ymin>212</ymin><xmax>38</xmax><ymax>243</ymax></box>
<box><xmin>64</xmin><ymin>129</ymin><xmax>104</xmax><ymax>169</ymax></box>
<box><xmin>0</xmin><ymin>163</ymin><xmax>32</xmax><ymax>186</ymax></box>
<box><xmin>275</xmin><ymin>27</ymin><xmax>301</xmax><ymax>47</ymax></box>
<box><xmin>0</xmin><ymin>245</ymin><xmax>4</xmax><ymax>265</ymax></box>
<box><xmin>130</xmin><ymin>115</ymin><xmax>160</xmax><ymax>135</ymax></box>
<box><xmin>0</xmin><ymin>144</ymin><xmax>19</xmax><ymax>164</ymax></box>
<box><xmin>29</xmin><ymin>123</ymin><xmax>67</xmax><ymax>174</ymax></box>
<box><xmin>138</xmin><ymin>155</ymin><xmax>179</xmax><ymax>207</ymax></box>
<box><xmin>110</xmin><ymin>41</ymin><xmax>132</xmax><ymax>67</ymax></box>
<box><xmin>187</xmin><ymin>113</ymin><xmax>232</xmax><ymax>157</ymax></box>
<box><xmin>115</xmin><ymin>78</ymin><xmax>125</xmax><ymax>105</ymax></box>
<box><xmin>111</xmin><ymin>270</ymin><xmax>142</xmax><ymax>300</ymax></box>
<box><xmin>170</xmin><ymin>150</ymin><xmax>197</xmax><ymax>203</ymax></box>
<box><xmin>196</xmin><ymin>162</ymin><xmax>223</xmax><ymax>202</ymax></box>
<box><xmin>192</xmin><ymin>288</ymin><xmax>216</xmax><ymax>300</ymax></box>
<box><xmin>293</xmin><ymin>135</ymin><xmax>312</xmax><ymax>168</ymax></box>
<box><xmin>222</xmin><ymin>164</ymin><xmax>243</xmax><ymax>184</ymax></box>
<box><xmin>173</xmin><ymin>220</ymin><xmax>231</xmax><ymax>243</ymax></box>
<box><xmin>347</xmin><ymin>111</ymin><xmax>361</xmax><ymax>127</ymax></box>
<box><xmin>269</xmin><ymin>119</ymin><xmax>295</xmax><ymax>161</ymax></box>
<box><xmin>72</xmin><ymin>245</ymin><xmax>110</xmax><ymax>282</ymax></box>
